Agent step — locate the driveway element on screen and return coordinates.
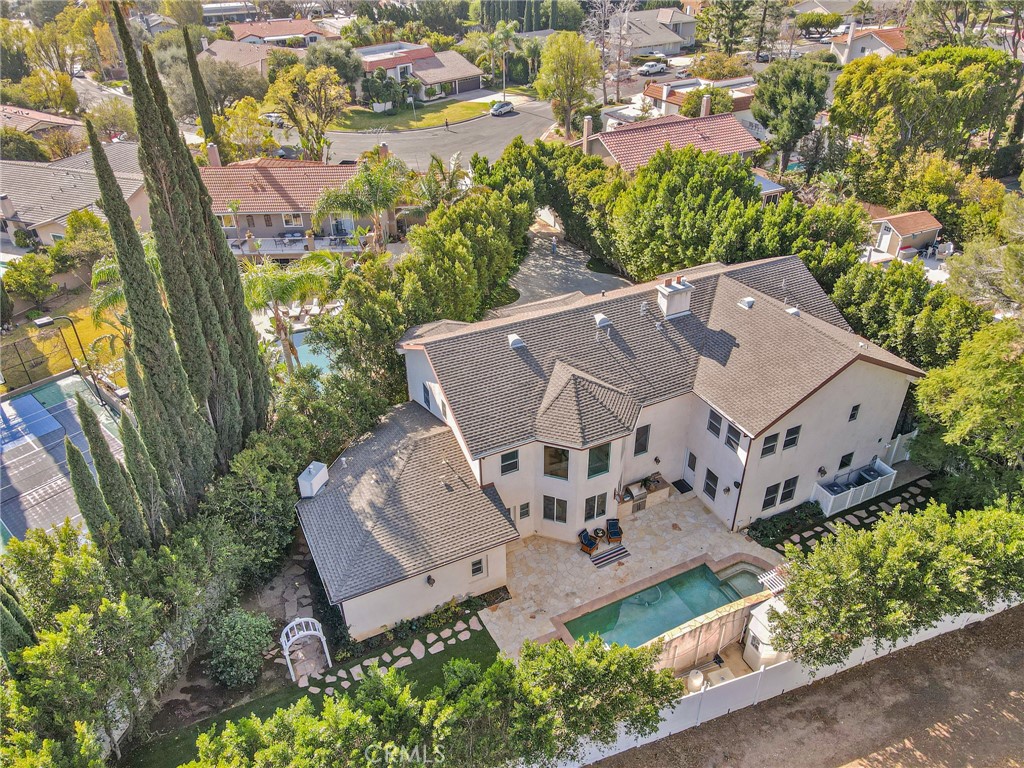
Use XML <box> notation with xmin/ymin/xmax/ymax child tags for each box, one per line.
<box><xmin>323</xmin><ymin>100</ymin><xmax>555</xmax><ymax>170</ymax></box>
<box><xmin>594</xmin><ymin>605</ymin><xmax>1024</xmax><ymax>768</ymax></box>
<box><xmin>509</xmin><ymin>233</ymin><xmax>631</xmax><ymax>307</ymax></box>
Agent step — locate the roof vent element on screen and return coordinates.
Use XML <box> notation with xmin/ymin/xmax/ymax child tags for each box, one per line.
<box><xmin>737</xmin><ymin>297</ymin><xmax>755</xmax><ymax>310</ymax></box>
<box><xmin>594</xmin><ymin>312</ymin><xmax>612</xmax><ymax>330</ymax></box>
<box><xmin>640</xmin><ymin>300</ymin><xmax>649</xmax><ymax>317</ymax></box>
<box><xmin>508</xmin><ymin>333</ymin><xmax>525</xmax><ymax>350</ymax></box>
<box><xmin>298</xmin><ymin>461</ymin><xmax>328</xmax><ymax>498</ymax></box>
<box><xmin>786</xmin><ymin>307</ymin><xmax>800</xmax><ymax>317</ymax></box>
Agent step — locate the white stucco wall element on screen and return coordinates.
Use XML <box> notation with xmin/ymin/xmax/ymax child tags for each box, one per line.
<box><xmin>340</xmin><ymin>544</ymin><xmax>508</xmax><ymax>641</ymax></box>
<box><xmin>831</xmin><ymin>36</ymin><xmax>898</xmax><ymax>62</ymax></box>
<box><xmin>736</xmin><ymin>359</ymin><xmax>914</xmax><ymax>530</ymax></box>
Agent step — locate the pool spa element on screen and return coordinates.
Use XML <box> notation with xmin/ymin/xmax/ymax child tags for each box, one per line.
<box><xmin>564</xmin><ymin>564</ymin><xmax>766</xmax><ymax>648</ymax></box>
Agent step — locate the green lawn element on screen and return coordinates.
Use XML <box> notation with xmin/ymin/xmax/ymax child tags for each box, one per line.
<box><xmin>504</xmin><ymin>85</ymin><xmax>538</xmax><ymax>99</ymax></box>
<box><xmin>121</xmin><ymin>627</ymin><xmax>500</xmax><ymax>768</ymax></box>
<box><xmin>332</xmin><ymin>99</ymin><xmax>490</xmax><ymax>131</ymax></box>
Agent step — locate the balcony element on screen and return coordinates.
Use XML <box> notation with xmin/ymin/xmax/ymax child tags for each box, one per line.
<box><xmin>227</xmin><ymin>235</ymin><xmax>360</xmax><ymax>259</ymax></box>
<box><xmin>812</xmin><ymin>457</ymin><xmax>897</xmax><ymax>517</ymax></box>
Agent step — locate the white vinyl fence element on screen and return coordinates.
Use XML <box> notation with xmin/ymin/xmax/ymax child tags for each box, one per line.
<box><xmin>559</xmin><ymin>601</ymin><xmax>1014</xmax><ymax>767</ymax></box>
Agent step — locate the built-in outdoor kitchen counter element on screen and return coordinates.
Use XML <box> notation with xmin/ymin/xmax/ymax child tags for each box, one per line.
<box><xmin>617</xmin><ymin>472</ymin><xmax>672</xmax><ymax>515</ymax></box>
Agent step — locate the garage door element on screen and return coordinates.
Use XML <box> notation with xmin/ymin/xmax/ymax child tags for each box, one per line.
<box><xmin>456</xmin><ymin>76</ymin><xmax>481</xmax><ymax>93</ymax></box>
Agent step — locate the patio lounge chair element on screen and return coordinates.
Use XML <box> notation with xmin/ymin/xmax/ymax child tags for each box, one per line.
<box><xmin>606</xmin><ymin>518</ymin><xmax>622</xmax><ymax>544</ymax></box>
<box><xmin>578</xmin><ymin>529</ymin><xmax>599</xmax><ymax>556</ymax></box>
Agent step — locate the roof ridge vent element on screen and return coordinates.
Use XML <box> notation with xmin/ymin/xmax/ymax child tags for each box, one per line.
<box><xmin>737</xmin><ymin>296</ymin><xmax>755</xmax><ymax>310</ymax></box>
<box><xmin>508</xmin><ymin>333</ymin><xmax>525</xmax><ymax>350</ymax></box>
<box><xmin>786</xmin><ymin>306</ymin><xmax>800</xmax><ymax>317</ymax></box>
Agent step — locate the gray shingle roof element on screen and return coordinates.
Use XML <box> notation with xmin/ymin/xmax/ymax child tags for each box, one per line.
<box><xmin>535</xmin><ymin>362</ymin><xmax>641</xmax><ymax>448</ymax></box>
<box><xmin>50</xmin><ymin>141</ymin><xmax>143</xmax><ymax>176</ymax></box>
<box><xmin>0</xmin><ymin>160</ymin><xmax>144</xmax><ymax>228</ymax></box>
<box><xmin>296</xmin><ymin>404</ymin><xmax>519</xmax><ymax>604</ymax></box>
<box><xmin>403</xmin><ymin>256</ymin><xmax>921</xmax><ymax>458</ymax></box>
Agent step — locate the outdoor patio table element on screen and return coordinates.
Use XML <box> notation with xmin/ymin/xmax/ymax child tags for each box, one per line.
<box><xmin>593</xmin><ymin>528</ymin><xmax>606</xmax><ymax>543</ymax></box>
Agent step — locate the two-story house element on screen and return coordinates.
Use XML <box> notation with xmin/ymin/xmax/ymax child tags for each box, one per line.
<box><xmin>297</xmin><ymin>256</ymin><xmax>922</xmax><ymax>640</ymax></box>
<box><xmin>355</xmin><ymin>41</ymin><xmax>484</xmax><ymax>99</ymax></box>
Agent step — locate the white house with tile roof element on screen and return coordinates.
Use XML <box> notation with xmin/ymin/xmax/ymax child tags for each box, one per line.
<box><xmin>298</xmin><ymin>255</ymin><xmax>922</xmax><ymax>639</ymax></box>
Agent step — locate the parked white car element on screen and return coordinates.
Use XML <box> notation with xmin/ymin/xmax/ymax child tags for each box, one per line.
<box><xmin>638</xmin><ymin>61</ymin><xmax>667</xmax><ymax>75</ymax></box>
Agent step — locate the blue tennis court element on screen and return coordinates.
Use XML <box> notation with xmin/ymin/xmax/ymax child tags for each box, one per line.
<box><xmin>1</xmin><ymin>375</ymin><xmax>122</xmax><ymax>544</ymax></box>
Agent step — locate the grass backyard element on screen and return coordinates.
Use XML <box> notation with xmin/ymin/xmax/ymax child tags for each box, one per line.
<box><xmin>121</xmin><ymin>626</ymin><xmax>500</xmax><ymax>768</ymax></box>
<box><xmin>332</xmin><ymin>99</ymin><xmax>489</xmax><ymax>131</ymax></box>
<box><xmin>1</xmin><ymin>290</ymin><xmax>125</xmax><ymax>394</ymax></box>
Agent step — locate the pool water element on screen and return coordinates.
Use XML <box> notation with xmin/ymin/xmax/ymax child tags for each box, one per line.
<box><xmin>565</xmin><ymin>565</ymin><xmax>764</xmax><ymax>648</ymax></box>
<box><xmin>287</xmin><ymin>330</ymin><xmax>332</xmax><ymax>372</ymax></box>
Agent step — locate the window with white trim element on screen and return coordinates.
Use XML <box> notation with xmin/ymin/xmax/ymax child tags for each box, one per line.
<box><xmin>587</xmin><ymin>443</ymin><xmax>610</xmax><ymax>478</ymax></box>
<box><xmin>761</xmin><ymin>433</ymin><xmax>778</xmax><ymax>457</ymax></box>
<box><xmin>780</xmin><ymin>475</ymin><xmax>798</xmax><ymax>503</ymax></box>
<box><xmin>519</xmin><ymin>502</ymin><xmax>530</xmax><ymax>519</ymax></box>
<box><xmin>783</xmin><ymin>425</ymin><xmax>801</xmax><ymax>450</ymax></box>
<box><xmin>707</xmin><ymin>409</ymin><xmax>722</xmax><ymax>437</ymax></box>
<box><xmin>282</xmin><ymin>212</ymin><xmax>303</xmax><ymax>227</ymax></box>
<box><xmin>703</xmin><ymin>468</ymin><xmax>718</xmax><ymax>501</ymax></box>
<box><xmin>543</xmin><ymin>495</ymin><xmax>567</xmax><ymax>523</ymax></box>
<box><xmin>634</xmin><ymin>424</ymin><xmax>650</xmax><ymax>456</ymax></box>
<box><xmin>849</xmin><ymin>404</ymin><xmax>860</xmax><ymax>422</ymax></box>
<box><xmin>543</xmin><ymin>446</ymin><xmax>569</xmax><ymax>479</ymax></box>
<box><xmin>217</xmin><ymin>214</ymin><xmax>236</xmax><ymax>228</ymax></box>
<box><xmin>762</xmin><ymin>482</ymin><xmax>780</xmax><ymax>510</ymax></box>
<box><xmin>500</xmin><ymin>450</ymin><xmax>519</xmax><ymax>475</ymax></box>
<box><xmin>471</xmin><ymin>557</ymin><xmax>485</xmax><ymax>577</ymax></box>
<box><xmin>584</xmin><ymin>492</ymin><xmax>607</xmax><ymax>521</ymax></box>
<box><xmin>725</xmin><ymin>424</ymin><xmax>741</xmax><ymax>453</ymax></box>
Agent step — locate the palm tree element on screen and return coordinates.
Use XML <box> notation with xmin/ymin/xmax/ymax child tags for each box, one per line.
<box><xmin>343</xmin><ymin>17</ymin><xmax>374</xmax><ymax>47</ymax></box>
<box><xmin>521</xmin><ymin>36</ymin><xmax>544</xmax><ymax>81</ymax></box>
<box><xmin>412</xmin><ymin>153</ymin><xmax>472</xmax><ymax>214</ymax></box>
<box><xmin>301</xmin><ymin>248</ymin><xmax>353</xmax><ymax>293</ymax></box>
<box><xmin>239</xmin><ymin>259</ymin><xmax>327</xmax><ymax>375</ymax></box>
<box><xmin>494</xmin><ymin>19</ymin><xmax>521</xmax><ymax>100</ymax></box>
<box><xmin>313</xmin><ymin>152</ymin><xmax>412</xmax><ymax>254</ymax></box>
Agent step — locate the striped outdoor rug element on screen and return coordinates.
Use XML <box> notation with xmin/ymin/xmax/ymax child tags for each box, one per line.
<box><xmin>591</xmin><ymin>544</ymin><xmax>630</xmax><ymax>568</ymax></box>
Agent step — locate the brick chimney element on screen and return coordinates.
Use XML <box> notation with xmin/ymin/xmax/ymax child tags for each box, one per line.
<box><xmin>206</xmin><ymin>143</ymin><xmax>222</xmax><ymax>167</ymax></box>
<box><xmin>0</xmin><ymin>194</ymin><xmax>14</xmax><ymax>219</ymax></box>
<box><xmin>582</xmin><ymin>115</ymin><xmax>593</xmax><ymax>155</ymax></box>
<box><xmin>700</xmin><ymin>93</ymin><xmax>712</xmax><ymax>117</ymax></box>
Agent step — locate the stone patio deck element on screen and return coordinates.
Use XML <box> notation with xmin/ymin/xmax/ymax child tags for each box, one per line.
<box><xmin>480</xmin><ymin>493</ymin><xmax>782</xmax><ymax>657</ymax></box>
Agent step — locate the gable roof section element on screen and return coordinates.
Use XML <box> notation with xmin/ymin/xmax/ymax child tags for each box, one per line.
<box><xmin>832</xmin><ymin>26</ymin><xmax>907</xmax><ymax>51</ymax></box>
<box><xmin>405</xmin><ymin>256</ymin><xmax>921</xmax><ymax>458</ymax></box>
<box><xmin>296</xmin><ymin>404</ymin><xmax>519</xmax><ymax>604</ymax></box>
<box><xmin>356</xmin><ymin>41</ymin><xmax>437</xmax><ymax>72</ymax></box>
<box><xmin>199</xmin><ymin>158</ymin><xmax>357</xmax><ymax>213</ymax></box>
<box><xmin>597</xmin><ymin>113</ymin><xmax>761</xmax><ymax>173</ymax></box>
<box><xmin>0</xmin><ymin>160</ymin><xmax>144</xmax><ymax>228</ymax></box>
<box><xmin>50</xmin><ymin>141</ymin><xmax>142</xmax><ymax>176</ymax></box>
<box><xmin>612</xmin><ymin>8</ymin><xmax>694</xmax><ymax>49</ymax></box>
<box><xmin>874</xmin><ymin>210</ymin><xmax>942</xmax><ymax>237</ymax></box>
<box><xmin>413</xmin><ymin>50</ymin><xmax>484</xmax><ymax>85</ymax></box>
<box><xmin>1</xmin><ymin>105</ymin><xmax>82</xmax><ymax>134</ymax></box>
<box><xmin>228</xmin><ymin>18</ymin><xmax>329</xmax><ymax>40</ymax></box>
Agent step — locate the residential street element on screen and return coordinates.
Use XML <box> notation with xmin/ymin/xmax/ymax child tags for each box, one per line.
<box><xmin>594</xmin><ymin>606</ymin><xmax>1024</xmax><ymax>768</ymax></box>
<box><xmin>323</xmin><ymin>100</ymin><xmax>555</xmax><ymax>170</ymax></box>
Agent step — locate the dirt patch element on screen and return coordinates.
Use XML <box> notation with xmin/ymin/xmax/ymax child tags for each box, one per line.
<box><xmin>594</xmin><ymin>605</ymin><xmax>1024</xmax><ymax>768</ymax></box>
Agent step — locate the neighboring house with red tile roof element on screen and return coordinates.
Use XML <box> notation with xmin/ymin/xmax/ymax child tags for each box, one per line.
<box><xmin>227</xmin><ymin>18</ymin><xmax>334</xmax><ymax>46</ymax></box>
<box><xmin>199</xmin><ymin>158</ymin><xmax>364</xmax><ymax>250</ymax></box>
<box><xmin>0</xmin><ymin>105</ymin><xmax>83</xmax><ymax>138</ymax></box>
<box><xmin>580</xmin><ymin>114</ymin><xmax>761</xmax><ymax>174</ymax></box>
<box><xmin>830</xmin><ymin>27</ymin><xmax>907</xmax><ymax>62</ymax></box>
<box><xmin>872</xmin><ymin>211</ymin><xmax>943</xmax><ymax>257</ymax></box>
<box><xmin>632</xmin><ymin>76</ymin><xmax>767</xmax><ymax>139</ymax></box>
<box><xmin>355</xmin><ymin>42</ymin><xmax>483</xmax><ymax>97</ymax></box>
<box><xmin>197</xmin><ymin>38</ymin><xmax>305</xmax><ymax>78</ymax></box>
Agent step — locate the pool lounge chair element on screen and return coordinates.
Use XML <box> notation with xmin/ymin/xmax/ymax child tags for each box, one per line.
<box><xmin>606</xmin><ymin>518</ymin><xmax>622</xmax><ymax>544</ymax></box>
<box><xmin>578</xmin><ymin>529</ymin><xmax>599</xmax><ymax>556</ymax></box>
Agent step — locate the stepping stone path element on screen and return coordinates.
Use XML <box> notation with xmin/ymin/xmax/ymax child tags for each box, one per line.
<box><xmin>291</xmin><ymin>612</ymin><xmax>490</xmax><ymax>691</ymax></box>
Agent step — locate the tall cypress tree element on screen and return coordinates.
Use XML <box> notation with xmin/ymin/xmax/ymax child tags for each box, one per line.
<box><xmin>0</xmin><ymin>575</ymin><xmax>35</xmax><ymax>644</ymax></box>
<box><xmin>76</xmin><ymin>394</ymin><xmax>150</xmax><ymax>555</ymax></box>
<box><xmin>119</xmin><ymin>412</ymin><xmax>171</xmax><ymax>544</ymax></box>
<box><xmin>87</xmin><ymin>121</ymin><xmax>214</xmax><ymax>509</ymax></box>
<box><xmin>65</xmin><ymin>438</ymin><xmax>120</xmax><ymax>561</ymax></box>
<box><xmin>182</xmin><ymin>30</ymin><xmax>217</xmax><ymax>148</ymax></box>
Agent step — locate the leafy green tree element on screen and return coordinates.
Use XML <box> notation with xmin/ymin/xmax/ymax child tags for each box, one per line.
<box><xmin>0</xmin><ymin>19</ymin><xmax>31</xmax><ymax>82</ymax></box>
<box><xmin>205</xmin><ymin>607</ymin><xmax>273</xmax><ymax>688</ymax></box>
<box><xmin>769</xmin><ymin>503</ymin><xmax>1024</xmax><ymax>670</ymax></box>
<box><xmin>747</xmin><ymin>0</ymin><xmax>784</xmax><ymax>59</ymax></box>
<box><xmin>542</xmin><ymin>0</ymin><xmax>585</xmax><ymax>30</ymax></box>
<box><xmin>160</xmin><ymin>0</ymin><xmax>202</xmax><ymax>27</ymax></box>
<box><xmin>200</xmin><ymin>434</ymin><xmax>299</xmax><ymax>583</ymax></box>
<box><xmin>3</xmin><ymin>252</ymin><xmax>56</xmax><ymax>307</ymax></box>
<box><xmin>75</xmin><ymin>393</ymin><xmax>150</xmax><ymax>557</ymax></box>
<box><xmin>0</xmin><ymin>683</ymin><xmax>106</xmax><ymax>768</ymax></box>
<box><xmin>208</xmin><ymin>96</ymin><xmax>279</xmax><ymax>163</ymax></box>
<box><xmin>688</xmin><ymin>51</ymin><xmax>750</xmax><ymax>80</ymax></box>
<box><xmin>916</xmin><ymin>320</ymin><xmax>1024</xmax><ymax>498</ymax></box>
<box><xmin>831</xmin><ymin>260</ymin><xmax>990</xmax><ymax>369</ymax></box>
<box><xmin>677</xmin><ymin>85</ymin><xmax>733</xmax><ymax>117</ymax></box>
<box><xmin>412</xmin><ymin>153</ymin><xmax>473</xmax><ymax>214</ymax></box>
<box><xmin>10</xmin><ymin>68</ymin><xmax>78</xmax><ymax>112</ymax></box>
<box><xmin>86</xmin><ymin>98</ymin><xmax>138</xmax><ymax>140</ymax></box>
<box><xmin>48</xmin><ymin>210</ymin><xmax>114</xmax><ymax>273</ymax></box>
<box><xmin>0</xmin><ymin>127</ymin><xmax>48</xmax><ymax>161</ymax></box>
<box><xmin>304</xmin><ymin>39</ymin><xmax>364</xmax><ymax>88</ymax></box>
<box><xmin>165</xmin><ymin>57</ymin><xmax>269</xmax><ymax>119</ymax></box>
<box><xmin>948</xmin><ymin>193</ymin><xmax>1024</xmax><ymax>313</ymax></box>
<box><xmin>698</xmin><ymin>0</ymin><xmax>754</xmax><ymax>53</ymax></box>
<box><xmin>793</xmin><ymin>11</ymin><xmax>842</xmax><ymax>37</ymax></box>
<box><xmin>906</xmin><ymin>0</ymin><xmax>995</xmax><ymax>50</ymax></box>
<box><xmin>752</xmin><ymin>58</ymin><xmax>829</xmax><ymax>173</ymax></box>
<box><xmin>267</xmin><ymin>48</ymin><xmax>299</xmax><ymax>83</ymax></box>
<box><xmin>265</xmin><ymin>63</ymin><xmax>346</xmax><ymax>161</ymax></box>
<box><xmin>535</xmin><ymin>32</ymin><xmax>603</xmax><ymax>137</ymax></box>
<box><xmin>313</xmin><ymin>152</ymin><xmax>412</xmax><ymax>253</ymax></box>
<box><xmin>0</xmin><ymin>278</ymin><xmax>12</xmax><ymax>327</ymax></box>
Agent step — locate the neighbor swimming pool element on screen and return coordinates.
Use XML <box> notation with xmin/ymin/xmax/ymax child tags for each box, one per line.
<box><xmin>287</xmin><ymin>330</ymin><xmax>332</xmax><ymax>371</ymax></box>
<box><xmin>564</xmin><ymin>564</ymin><xmax>765</xmax><ymax>648</ymax></box>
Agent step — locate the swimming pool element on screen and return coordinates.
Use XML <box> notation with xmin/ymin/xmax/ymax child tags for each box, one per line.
<box><xmin>287</xmin><ymin>330</ymin><xmax>332</xmax><ymax>371</ymax></box>
<box><xmin>564</xmin><ymin>564</ymin><xmax>765</xmax><ymax>648</ymax></box>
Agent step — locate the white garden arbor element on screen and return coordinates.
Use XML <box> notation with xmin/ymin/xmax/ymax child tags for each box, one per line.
<box><xmin>280</xmin><ymin>617</ymin><xmax>332</xmax><ymax>682</ymax></box>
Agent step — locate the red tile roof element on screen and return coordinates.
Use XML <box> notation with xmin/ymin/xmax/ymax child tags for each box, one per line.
<box><xmin>597</xmin><ymin>113</ymin><xmax>761</xmax><ymax>173</ymax></box>
<box><xmin>199</xmin><ymin>158</ymin><xmax>357</xmax><ymax>213</ymax></box>
<box><xmin>642</xmin><ymin>82</ymin><xmax>755</xmax><ymax>112</ymax></box>
<box><xmin>356</xmin><ymin>44</ymin><xmax>437</xmax><ymax>73</ymax></box>
<box><xmin>227</xmin><ymin>18</ymin><xmax>331</xmax><ymax>41</ymax></box>
<box><xmin>831</xmin><ymin>26</ymin><xmax>907</xmax><ymax>51</ymax></box>
<box><xmin>874</xmin><ymin>210</ymin><xmax>942</xmax><ymax>237</ymax></box>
